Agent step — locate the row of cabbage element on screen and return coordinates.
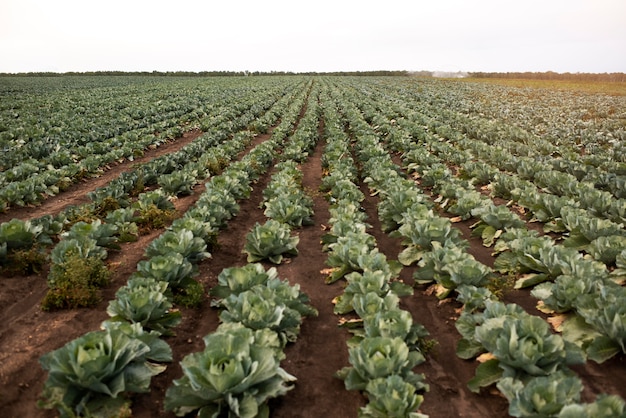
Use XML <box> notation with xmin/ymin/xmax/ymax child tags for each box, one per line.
<box><xmin>0</xmin><ymin>82</ymin><xmax>305</xmax><ymax>312</ymax></box>
<box><xmin>375</xmin><ymin>78</ymin><xmax>626</xmax><ymax>213</ymax></box>
<box><xmin>329</xmin><ymin>78</ymin><xmax>626</xmax><ymax>417</ymax></box>
<box><xmin>36</xmin><ymin>80</ymin><xmax>314</xmax><ymax>417</ymax></box>
<box><xmin>355</xmin><ymin>81</ymin><xmax>626</xmax><ymax>367</ymax></box>
<box><xmin>320</xmin><ymin>82</ymin><xmax>431</xmax><ymax>418</ymax></box>
<box><xmin>242</xmin><ymin>83</ymin><xmax>320</xmax><ymax>264</ymax></box>
<box><xmin>164</xmin><ymin>83</ymin><xmax>322</xmax><ymax>417</ymax></box>
<box><xmin>164</xmin><ymin>83</ymin><xmax>317</xmax><ymax>418</ymax></box>
<box><xmin>370</xmin><ymin>86</ymin><xmax>626</xmax><ymax>368</ymax></box>
<box><xmin>0</xmin><ymin>77</ymin><xmax>298</xmax><ymax>209</ymax></box>
<box><xmin>367</xmin><ymin>78</ymin><xmax>626</xmax><ymax>182</ymax></box>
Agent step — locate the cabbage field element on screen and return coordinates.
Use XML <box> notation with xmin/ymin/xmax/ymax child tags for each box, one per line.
<box><xmin>0</xmin><ymin>75</ymin><xmax>625</xmax><ymax>417</ymax></box>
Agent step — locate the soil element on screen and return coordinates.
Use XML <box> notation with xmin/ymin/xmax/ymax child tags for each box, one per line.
<box><xmin>1</xmin><ymin>118</ymin><xmax>625</xmax><ymax>418</ymax></box>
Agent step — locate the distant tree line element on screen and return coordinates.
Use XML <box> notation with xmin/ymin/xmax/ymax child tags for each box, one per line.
<box><xmin>2</xmin><ymin>70</ymin><xmax>623</xmax><ymax>81</ymax></box>
<box><xmin>468</xmin><ymin>71</ymin><xmax>626</xmax><ymax>82</ymax></box>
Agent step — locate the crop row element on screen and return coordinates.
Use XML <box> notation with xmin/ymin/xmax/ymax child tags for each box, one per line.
<box><xmin>326</xmin><ymin>78</ymin><xmax>626</xmax><ymax>417</ymax></box>
<box><xmin>2</xmin><ymin>76</ymin><xmax>624</xmax><ymax>417</ymax></box>
<box><xmin>35</xmin><ymin>80</ymin><xmax>314</xmax><ymax>416</ymax></box>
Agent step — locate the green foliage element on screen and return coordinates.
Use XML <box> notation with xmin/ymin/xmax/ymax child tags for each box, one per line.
<box><xmin>39</xmin><ymin>323</ymin><xmax>170</xmax><ymax>417</ymax></box>
<box><xmin>563</xmin><ymin>285</ymin><xmax>626</xmax><ymax>363</ymax></box>
<box><xmin>558</xmin><ymin>394</ymin><xmax>626</xmax><ymax>418</ymax></box>
<box><xmin>133</xmin><ymin>190</ymin><xmax>176</xmax><ymax>231</ymax></box>
<box><xmin>135</xmin><ymin>253</ymin><xmax>197</xmax><ymax>289</ymax></box>
<box><xmin>169</xmin><ymin>217</ymin><xmax>218</xmax><ymax>250</ymax></box>
<box><xmin>145</xmin><ymin>229</ymin><xmax>211</xmax><ymax>264</ymax></box>
<box><xmin>219</xmin><ymin>279</ymin><xmax>317</xmax><ymax>346</ymax></box>
<box><xmin>587</xmin><ymin>235</ymin><xmax>626</xmax><ymax>265</ymax></box>
<box><xmin>263</xmin><ymin>194</ymin><xmax>314</xmax><ymax>227</ymax></box>
<box><xmin>172</xmin><ymin>279</ymin><xmax>205</xmax><ymax>308</ymax></box>
<box><xmin>561</xmin><ymin>207</ymin><xmax>626</xmax><ymax>250</ymax></box>
<box><xmin>189</xmin><ymin>188</ymin><xmax>239</xmax><ymax>229</ymax></box>
<box><xmin>325</xmin><ymin>231</ymin><xmax>376</xmax><ymax>283</ymax></box>
<box><xmin>446</xmin><ymin>189</ymin><xmax>488</xmax><ymax>220</ymax></box>
<box><xmin>43</xmin><ymin>251</ymin><xmax>110</xmax><ymax>311</ymax></box>
<box><xmin>414</xmin><ymin>242</ymin><xmax>492</xmax><ymax>298</ymax></box>
<box><xmin>210</xmin><ymin>263</ymin><xmax>278</xmax><ymax>303</ymax></box>
<box><xmin>164</xmin><ymin>323</ymin><xmax>295</xmax><ymax>418</ymax></box>
<box><xmin>359</xmin><ymin>375</ymin><xmax>428</xmax><ymax>418</ymax></box>
<box><xmin>0</xmin><ymin>218</ymin><xmax>44</xmax><ymax>254</ymax></box>
<box><xmin>106</xmin><ymin>277</ymin><xmax>182</xmax><ymax>336</ymax></box>
<box><xmin>393</xmin><ymin>213</ymin><xmax>467</xmax><ymax>266</ymax></box>
<box><xmin>134</xmin><ymin>205</ymin><xmax>176</xmax><ymax>232</ymax></box>
<box><xmin>456</xmin><ymin>285</ymin><xmax>498</xmax><ymax>313</ymax></box>
<box><xmin>497</xmin><ymin>372</ymin><xmax>584</xmax><ymax>418</ymax></box>
<box><xmin>243</xmin><ymin>220</ymin><xmax>299</xmax><ymax>264</ymax></box>
<box><xmin>514</xmin><ymin>245</ymin><xmax>587</xmax><ymax>289</ymax></box>
<box><xmin>158</xmin><ymin>170</ymin><xmax>198</xmax><ymax>197</ymax></box>
<box><xmin>105</xmin><ymin>207</ymin><xmax>139</xmax><ymax>243</ymax></box>
<box><xmin>459</xmin><ymin>301</ymin><xmax>585</xmax><ymax>393</ymax></box>
<box><xmin>470</xmin><ymin>203</ymin><xmax>526</xmax><ymax>247</ymax></box>
<box><xmin>334</xmin><ymin>270</ymin><xmax>413</xmax><ymax>315</ymax></box>
<box><xmin>531</xmin><ymin>262</ymin><xmax>608</xmax><ymax>314</ymax></box>
<box><xmin>335</xmin><ymin>336</ymin><xmax>428</xmax><ymax>392</ymax></box>
<box><xmin>356</xmin><ymin>308</ymin><xmax>430</xmax><ymax>354</ymax></box>
<box><xmin>377</xmin><ymin>187</ymin><xmax>431</xmax><ymax>233</ymax></box>
<box><xmin>64</xmin><ymin>220</ymin><xmax>119</xmax><ymax>250</ymax></box>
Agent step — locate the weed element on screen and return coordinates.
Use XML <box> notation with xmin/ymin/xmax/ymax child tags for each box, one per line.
<box><xmin>173</xmin><ymin>279</ymin><xmax>205</xmax><ymax>308</ymax></box>
<box><xmin>42</xmin><ymin>253</ymin><xmax>110</xmax><ymax>310</ymax></box>
<box><xmin>2</xmin><ymin>247</ymin><xmax>47</xmax><ymax>276</ymax></box>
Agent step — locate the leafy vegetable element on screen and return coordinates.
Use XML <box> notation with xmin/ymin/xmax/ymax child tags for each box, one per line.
<box><xmin>497</xmin><ymin>372</ymin><xmax>583</xmax><ymax>418</ymax></box>
<box><xmin>219</xmin><ymin>284</ymin><xmax>311</xmax><ymax>346</ymax></box>
<box><xmin>145</xmin><ymin>229</ymin><xmax>211</xmax><ymax>263</ymax></box>
<box><xmin>359</xmin><ymin>375</ymin><xmax>428</xmax><ymax>418</ymax></box>
<box><xmin>243</xmin><ymin>220</ymin><xmax>299</xmax><ymax>264</ymax></box>
<box><xmin>334</xmin><ymin>270</ymin><xmax>412</xmax><ymax>315</ymax></box>
<box><xmin>135</xmin><ymin>253</ymin><xmax>197</xmax><ymax>289</ymax></box>
<box><xmin>164</xmin><ymin>323</ymin><xmax>295</xmax><ymax>418</ymax></box>
<box><xmin>335</xmin><ymin>336</ymin><xmax>427</xmax><ymax>392</ymax></box>
<box><xmin>106</xmin><ymin>277</ymin><xmax>182</xmax><ymax>336</ymax></box>
<box><xmin>39</xmin><ymin>324</ymin><xmax>169</xmax><ymax>417</ymax></box>
<box><xmin>210</xmin><ymin>263</ymin><xmax>277</xmax><ymax>302</ymax></box>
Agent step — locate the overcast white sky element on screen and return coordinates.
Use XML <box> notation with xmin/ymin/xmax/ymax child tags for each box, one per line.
<box><xmin>1</xmin><ymin>0</ymin><xmax>624</xmax><ymax>74</ymax></box>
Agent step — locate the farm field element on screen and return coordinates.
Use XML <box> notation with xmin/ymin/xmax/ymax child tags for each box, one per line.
<box><xmin>0</xmin><ymin>75</ymin><xmax>625</xmax><ymax>418</ymax></box>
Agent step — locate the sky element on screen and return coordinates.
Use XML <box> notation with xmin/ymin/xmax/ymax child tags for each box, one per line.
<box><xmin>1</xmin><ymin>0</ymin><xmax>625</xmax><ymax>74</ymax></box>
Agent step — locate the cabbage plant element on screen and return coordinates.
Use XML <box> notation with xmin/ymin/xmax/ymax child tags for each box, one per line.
<box><xmin>414</xmin><ymin>242</ymin><xmax>492</xmax><ymax>299</ymax></box>
<box><xmin>393</xmin><ymin>213</ymin><xmax>467</xmax><ymax>266</ymax></box>
<box><xmin>210</xmin><ymin>263</ymin><xmax>278</xmax><ymax>303</ymax></box>
<box><xmin>558</xmin><ymin>394</ymin><xmax>626</xmax><ymax>418</ymax></box>
<box><xmin>145</xmin><ymin>229</ymin><xmax>211</xmax><ymax>263</ymax></box>
<box><xmin>164</xmin><ymin>323</ymin><xmax>295</xmax><ymax>418</ymax></box>
<box><xmin>497</xmin><ymin>372</ymin><xmax>584</xmax><ymax>418</ymax></box>
<box><xmin>336</xmin><ymin>336</ymin><xmax>427</xmax><ymax>392</ymax></box>
<box><xmin>134</xmin><ymin>253</ymin><xmax>197</xmax><ymax>289</ymax></box>
<box><xmin>359</xmin><ymin>375</ymin><xmax>428</xmax><ymax>418</ymax></box>
<box><xmin>106</xmin><ymin>277</ymin><xmax>182</xmax><ymax>336</ymax></box>
<box><xmin>334</xmin><ymin>270</ymin><xmax>413</xmax><ymax>315</ymax></box>
<box><xmin>39</xmin><ymin>324</ymin><xmax>169</xmax><ymax>417</ymax></box>
<box><xmin>63</xmin><ymin>219</ymin><xmax>119</xmax><ymax>250</ymax></box>
<box><xmin>465</xmin><ymin>302</ymin><xmax>584</xmax><ymax>393</ymax></box>
<box><xmin>219</xmin><ymin>284</ymin><xmax>312</xmax><ymax>346</ymax></box>
<box><xmin>263</xmin><ymin>194</ymin><xmax>314</xmax><ymax>227</ymax></box>
<box><xmin>563</xmin><ymin>285</ymin><xmax>626</xmax><ymax>363</ymax></box>
<box><xmin>243</xmin><ymin>220</ymin><xmax>299</xmax><ymax>264</ymax></box>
